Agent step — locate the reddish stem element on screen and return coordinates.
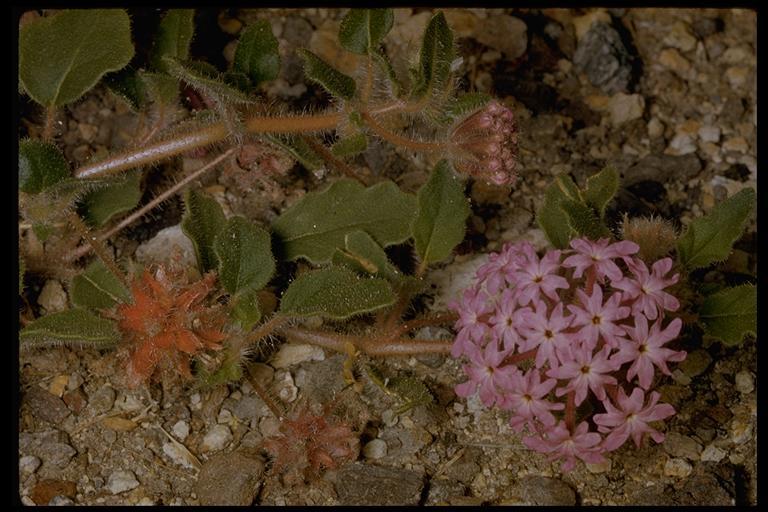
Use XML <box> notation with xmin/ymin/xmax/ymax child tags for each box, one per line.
<box><xmin>278</xmin><ymin>326</ymin><xmax>453</xmax><ymax>357</ymax></box>
<box><xmin>565</xmin><ymin>391</ymin><xmax>575</xmax><ymax>431</ymax></box>
<box><xmin>500</xmin><ymin>348</ymin><xmax>537</xmax><ymax>366</ymax></box>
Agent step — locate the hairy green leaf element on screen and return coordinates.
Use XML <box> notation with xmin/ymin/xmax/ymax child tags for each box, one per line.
<box><xmin>339</xmin><ymin>9</ymin><xmax>394</xmax><ymax>54</ymax></box>
<box><xmin>214</xmin><ymin>216</ymin><xmax>275</xmax><ymax>295</ymax></box>
<box><xmin>700</xmin><ymin>284</ymin><xmax>756</xmax><ymax>346</ymax></box>
<box><xmin>163</xmin><ymin>57</ymin><xmax>252</xmax><ymax>104</ymax></box>
<box><xmin>445</xmin><ymin>92</ymin><xmax>491</xmax><ymax>119</ymax></box>
<box><xmin>583</xmin><ymin>166</ymin><xmax>619</xmax><ymax>219</ymax></box>
<box><xmin>195</xmin><ymin>356</ymin><xmax>244</xmax><ymax>387</ymax></box>
<box><xmin>332</xmin><ymin>230</ymin><xmax>402</xmax><ymax>282</ymax></box>
<box><xmin>273</xmin><ymin>179</ymin><xmax>417</xmax><ymax>264</ymax></box>
<box><xmin>105</xmin><ymin>69</ymin><xmax>179</xmax><ymax>111</ymax></box>
<box><xmin>182</xmin><ymin>189</ymin><xmax>227</xmax><ymax>274</ymax></box>
<box><xmin>70</xmin><ymin>260</ymin><xmax>131</xmax><ymax>310</ymax></box>
<box><xmin>141</xmin><ymin>71</ymin><xmax>181</xmax><ymax>106</ymax></box>
<box><xmin>150</xmin><ymin>9</ymin><xmax>195</xmax><ymax>73</ymax></box>
<box><xmin>264</xmin><ymin>134</ymin><xmax>324</xmax><ymax>171</ymax></box>
<box><xmin>297</xmin><ymin>49</ymin><xmax>356</xmax><ymax>100</ymax></box>
<box><xmin>537</xmin><ymin>180</ymin><xmax>573</xmax><ymax>249</ymax></box>
<box><xmin>413</xmin><ymin>161</ymin><xmax>470</xmax><ymax>266</ymax></box>
<box><xmin>20</xmin><ymin>308</ymin><xmax>120</xmax><ymax>349</ymax></box>
<box><xmin>561</xmin><ymin>199</ymin><xmax>611</xmax><ymax>240</ymax></box>
<box><xmin>232</xmin><ymin>289</ymin><xmax>262</xmax><ymax>330</ymax></box>
<box><xmin>677</xmin><ymin>188</ymin><xmax>755</xmax><ymax>270</ymax></box>
<box><xmin>371</xmin><ymin>48</ymin><xmax>403</xmax><ymax>97</ymax></box>
<box><xmin>81</xmin><ymin>170</ymin><xmax>143</xmax><ymax>227</ymax></box>
<box><xmin>412</xmin><ymin>12</ymin><xmax>454</xmax><ymax>101</ymax></box>
<box><xmin>104</xmin><ymin>67</ymin><xmax>144</xmax><ymax>111</ymax></box>
<box><xmin>280</xmin><ymin>266</ymin><xmax>395</xmax><ymax>319</ymax></box>
<box><xmin>234</xmin><ymin>19</ymin><xmax>280</xmax><ymax>86</ymax></box>
<box><xmin>330</xmin><ymin>132</ymin><xmax>368</xmax><ymax>157</ymax></box>
<box><xmin>19</xmin><ymin>9</ymin><xmax>134</xmax><ymax>107</ymax></box>
<box><xmin>19</xmin><ymin>139</ymin><xmax>70</xmax><ymax>194</ymax></box>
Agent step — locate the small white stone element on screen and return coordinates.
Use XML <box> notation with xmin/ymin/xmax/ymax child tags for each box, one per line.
<box><xmin>200</xmin><ymin>425</ymin><xmax>232</xmax><ymax>452</ymax></box>
<box><xmin>363</xmin><ymin>439</ymin><xmax>388</xmax><ymax>460</ymax></box>
<box><xmin>274</xmin><ymin>370</ymin><xmax>298</xmax><ymax>403</ymax></box>
<box><xmin>190</xmin><ymin>393</ymin><xmax>202</xmax><ymax>411</ymax></box>
<box><xmin>381</xmin><ymin>409</ymin><xmax>398</xmax><ymax>427</ymax></box>
<box><xmin>270</xmin><ymin>344</ymin><xmax>326</xmax><ymax>368</ymax></box>
<box><xmin>667</xmin><ymin>133</ymin><xmax>697</xmax><ymax>155</ymax></box>
<box><xmin>648</xmin><ymin>117</ymin><xmax>665</xmax><ymax>139</ymax></box>
<box><xmin>735</xmin><ymin>371</ymin><xmax>754</xmax><ymax>394</ymax></box>
<box><xmin>136</xmin><ymin>497</ymin><xmax>155</xmax><ymax>506</ymax></box>
<box><xmin>217</xmin><ymin>408</ymin><xmax>233</xmax><ymax>424</ymax></box>
<box><xmin>135</xmin><ymin>224</ymin><xmax>197</xmax><ymax>269</ymax></box>
<box><xmin>38</xmin><ymin>280</ymin><xmax>68</xmax><ymax>313</ymax></box>
<box><xmin>586</xmin><ymin>459</ymin><xmax>612</xmax><ymax>474</ymax></box>
<box><xmin>107</xmin><ymin>470</ymin><xmax>140</xmax><ymax>495</ymax></box>
<box><xmin>19</xmin><ymin>455</ymin><xmax>41</xmax><ymax>474</ymax></box>
<box><xmin>701</xmin><ymin>444</ymin><xmax>727</xmax><ymax>463</ymax></box>
<box><xmin>698</xmin><ymin>125</ymin><xmax>721</xmax><ymax>143</ymax></box>
<box><xmin>171</xmin><ymin>420</ymin><xmax>189</xmax><ymax>441</ymax></box>
<box><xmin>163</xmin><ymin>442</ymin><xmax>195</xmax><ymax>469</ymax></box>
<box><xmin>21</xmin><ymin>496</ymin><xmax>36</xmax><ymax>506</ymax></box>
<box><xmin>608</xmin><ymin>93</ymin><xmax>645</xmax><ymax>126</ymax></box>
<box><xmin>229</xmin><ymin>390</ymin><xmax>242</xmax><ymax>401</ymax></box>
<box><xmin>664</xmin><ymin>458</ymin><xmax>693</xmax><ymax>478</ymax></box>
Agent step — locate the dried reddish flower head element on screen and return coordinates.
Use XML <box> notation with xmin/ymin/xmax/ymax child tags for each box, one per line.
<box><xmin>449</xmin><ymin>101</ymin><xmax>518</xmax><ymax>186</ymax></box>
<box><xmin>117</xmin><ymin>265</ymin><xmax>226</xmax><ymax>387</ymax></box>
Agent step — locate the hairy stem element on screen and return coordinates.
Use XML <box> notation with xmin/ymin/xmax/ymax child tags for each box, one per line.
<box><xmin>245</xmin><ymin>314</ymin><xmax>289</xmax><ymax>347</ymax></box>
<box><xmin>42</xmin><ymin>107</ymin><xmax>57</xmax><ymax>142</ymax></box>
<box><xmin>298</xmin><ymin>134</ymin><xmax>367</xmax><ymax>185</ymax></box>
<box><xmin>67</xmin><ymin>211</ymin><xmax>129</xmax><ymax>288</ymax></box>
<box><xmin>246</xmin><ymin>369</ymin><xmax>285</xmax><ymax>420</ymax></box>
<box><xmin>67</xmin><ymin>148</ymin><xmax>236</xmax><ymax>262</ymax></box>
<box><xmin>279</xmin><ymin>326</ymin><xmax>453</xmax><ymax>357</ymax></box>
<box><xmin>390</xmin><ymin>312</ymin><xmax>458</xmax><ymax>337</ymax></box>
<box><xmin>360</xmin><ymin>112</ymin><xmax>446</xmax><ymax>152</ymax></box>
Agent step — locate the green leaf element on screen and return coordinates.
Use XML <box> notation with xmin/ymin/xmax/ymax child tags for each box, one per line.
<box><xmin>412</xmin><ymin>161</ymin><xmax>470</xmax><ymax>266</ymax></box>
<box><xmin>339</xmin><ymin>9</ymin><xmax>394</xmax><ymax>54</ymax></box>
<box><xmin>163</xmin><ymin>57</ymin><xmax>252</xmax><ymax>104</ymax></box>
<box><xmin>677</xmin><ymin>188</ymin><xmax>756</xmax><ymax>270</ymax></box>
<box><xmin>583</xmin><ymin>166</ymin><xmax>619</xmax><ymax>219</ymax></box>
<box><xmin>232</xmin><ymin>290</ymin><xmax>262</xmax><ymax>330</ymax></box>
<box><xmin>264</xmin><ymin>134</ymin><xmax>324</xmax><ymax>171</ymax></box>
<box><xmin>699</xmin><ymin>284</ymin><xmax>756</xmax><ymax>346</ymax></box>
<box><xmin>195</xmin><ymin>356</ymin><xmax>243</xmax><ymax>387</ymax></box>
<box><xmin>330</xmin><ymin>133</ymin><xmax>368</xmax><ymax>157</ymax></box>
<box><xmin>70</xmin><ymin>260</ymin><xmax>131</xmax><ymax>310</ymax></box>
<box><xmin>297</xmin><ymin>49</ymin><xmax>356</xmax><ymax>100</ymax></box>
<box><xmin>233</xmin><ymin>19</ymin><xmax>281</xmax><ymax>86</ymax></box>
<box><xmin>150</xmin><ymin>9</ymin><xmax>196</xmax><ymax>73</ymax></box>
<box><xmin>81</xmin><ymin>170</ymin><xmax>143</xmax><ymax>227</ymax></box>
<box><xmin>19</xmin><ymin>9</ymin><xmax>134</xmax><ymax>107</ymax></box>
<box><xmin>20</xmin><ymin>308</ymin><xmax>120</xmax><ymax>349</ymax></box>
<box><xmin>140</xmin><ymin>71</ymin><xmax>181</xmax><ymax>106</ymax></box>
<box><xmin>445</xmin><ymin>92</ymin><xmax>491</xmax><ymax>119</ymax></box>
<box><xmin>104</xmin><ymin>67</ymin><xmax>144</xmax><ymax>111</ymax></box>
<box><xmin>411</xmin><ymin>12</ymin><xmax>454</xmax><ymax>101</ymax></box>
<box><xmin>19</xmin><ymin>139</ymin><xmax>70</xmax><ymax>194</ymax></box>
<box><xmin>214</xmin><ymin>216</ymin><xmax>275</xmax><ymax>295</ymax></box>
<box><xmin>537</xmin><ymin>174</ymin><xmax>584</xmax><ymax>249</ymax></box>
<box><xmin>332</xmin><ymin>230</ymin><xmax>402</xmax><ymax>282</ymax></box>
<box><xmin>280</xmin><ymin>266</ymin><xmax>395</xmax><ymax>320</ymax></box>
<box><xmin>560</xmin><ymin>199</ymin><xmax>611</xmax><ymax>240</ymax></box>
<box><xmin>181</xmin><ymin>189</ymin><xmax>227</xmax><ymax>274</ymax></box>
<box><xmin>371</xmin><ymin>48</ymin><xmax>403</xmax><ymax>97</ymax></box>
<box><xmin>272</xmin><ymin>179</ymin><xmax>418</xmax><ymax>264</ymax></box>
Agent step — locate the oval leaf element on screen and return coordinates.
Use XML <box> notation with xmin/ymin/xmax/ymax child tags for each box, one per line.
<box><xmin>70</xmin><ymin>260</ymin><xmax>131</xmax><ymax>310</ymax></box>
<box><xmin>164</xmin><ymin>57</ymin><xmax>252</xmax><ymax>104</ymax></box>
<box><xmin>272</xmin><ymin>179</ymin><xmax>417</xmax><ymax>264</ymax></box>
<box><xmin>339</xmin><ymin>9</ymin><xmax>394</xmax><ymax>54</ymax></box>
<box><xmin>181</xmin><ymin>189</ymin><xmax>227</xmax><ymax>273</ymax></box>
<box><xmin>331</xmin><ymin>133</ymin><xmax>368</xmax><ymax>157</ymax></box>
<box><xmin>413</xmin><ymin>161</ymin><xmax>470</xmax><ymax>266</ymax></box>
<box><xmin>19</xmin><ymin>139</ymin><xmax>70</xmax><ymax>194</ymax></box>
<box><xmin>583</xmin><ymin>165</ymin><xmax>619</xmax><ymax>219</ymax></box>
<box><xmin>332</xmin><ymin>230</ymin><xmax>403</xmax><ymax>282</ymax></box>
<box><xmin>297</xmin><ymin>49</ymin><xmax>356</xmax><ymax>100</ymax></box>
<box><xmin>234</xmin><ymin>19</ymin><xmax>281</xmax><ymax>86</ymax></box>
<box><xmin>232</xmin><ymin>289</ymin><xmax>262</xmax><ymax>330</ymax></box>
<box><xmin>677</xmin><ymin>187</ymin><xmax>755</xmax><ymax>270</ymax></box>
<box><xmin>700</xmin><ymin>284</ymin><xmax>756</xmax><ymax>346</ymax></box>
<box><xmin>81</xmin><ymin>170</ymin><xmax>143</xmax><ymax>227</ymax></box>
<box><xmin>150</xmin><ymin>9</ymin><xmax>196</xmax><ymax>73</ymax></box>
<box><xmin>411</xmin><ymin>12</ymin><xmax>454</xmax><ymax>101</ymax></box>
<box><xmin>19</xmin><ymin>9</ymin><xmax>134</xmax><ymax>107</ymax></box>
<box><xmin>280</xmin><ymin>266</ymin><xmax>395</xmax><ymax>320</ymax></box>
<box><xmin>214</xmin><ymin>216</ymin><xmax>275</xmax><ymax>295</ymax></box>
<box><xmin>20</xmin><ymin>308</ymin><xmax>120</xmax><ymax>349</ymax></box>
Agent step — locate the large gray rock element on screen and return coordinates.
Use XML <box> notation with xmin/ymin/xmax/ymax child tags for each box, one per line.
<box><xmin>196</xmin><ymin>450</ymin><xmax>265</xmax><ymax>506</ymax></box>
<box><xmin>574</xmin><ymin>22</ymin><xmax>634</xmax><ymax>94</ymax></box>
<box><xmin>518</xmin><ymin>476</ymin><xmax>577</xmax><ymax>506</ymax></box>
<box><xmin>336</xmin><ymin>463</ymin><xmax>425</xmax><ymax>506</ymax></box>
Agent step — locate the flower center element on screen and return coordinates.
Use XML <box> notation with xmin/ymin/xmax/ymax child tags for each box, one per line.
<box><xmin>544</xmin><ymin>329</ymin><xmax>554</xmax><ymax>339</ymax></box>
<box><xmin>523</xmin><ymin>394</ymin><xmax>533</xmax><ymax>402</ymax></box>
<box><xmin>580</xmin><ymin>365</ymin><xmax>591</xmax><ymax>374</ymax></box>
<box><xmin>638</xmin><ymin>343</ymin><xmax>648</xmax><ymax>354</ymax></box>
<box><xmin>533</xmin><ymin>275</ymin><xmax>543</xmax><ymax>283</ymax></box>
<box><xmin>592</xmin><ymin>315</ymin><xmax>602</xmax><ymax>325</ymax></box>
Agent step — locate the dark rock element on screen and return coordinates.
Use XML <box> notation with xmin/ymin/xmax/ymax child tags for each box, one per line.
<box><xmin>196</xmin><ymin>450</ymin><xmax>265</xmax><ymax>506</ymax></box>
<box><xmin>494</xmin><ymin>69</ymin><xmax>559</xmax><ymax>114</ymax></box>
<box><xmin>630</xmin><ymin>464</ymin><xmax>735</xmax><ymax>505</ymax></box>
<box><xmin>443</xmin><ymin>447</ymin><xmax>482</xmax><ymax>485</ymax></box>
<box><xmin>518</xmin><ymin>476</ymin><xmax>576</xmax><ymax>506</ymax></box>
<box><xmin>24</xmin><ymin>386</ymin><xmax>71</xmax><ymax>424</ymax></box>
<box><xmin>623</xmin><ymin>154</ymin><xmax>703</xmax><ymax>185</ymax></box>
<box><xmin>573</xmin><ymin>22</ymin><xmax>634</xmax><ymax>94</ymax></box>
<box><xmin>626</xmin><ymin>180</ymin><xmax>667</xmax><ymax>203</ymax></box>
<box><xmin>19</xmin><ymin>431</ymin><xmax>77</xmax><ymax>469</ymax></box>
<box><xmin>30</xmin><ymin>479</ymin><xmax>77</xmax><ymax>505</ymax></box>
<box><xmin>62</xmin><ymin>389</ymin><xmax>87</xmax><ymax>414</ymax></box>
<box><xmin>724</xmin><ymin>163</ymin><xmax>751</xmax><ymax>182</ymax></box>
<box><xmin>87</xmin><ymin>385</ymin><xmax>116</xmax><ymax>415</ymax></box>
<box><xmin>336</xmin><ymin>463</ymin><xmax>425</xmax><ymax>506</ymax></box>
<box><xmin>426</xmin><ymin>478</ymin><xmax>467</xmax><ymax>505</ymax></box>
<box><xmin>692</xmin><ymin>17</ymin><xmax>724</xmax><ymax>39</ymax></box>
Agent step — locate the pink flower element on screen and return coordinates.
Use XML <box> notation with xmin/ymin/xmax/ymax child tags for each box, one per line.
<box><xmin>504</xmin><ymin>370</ymin><xmax>564</xmax><ymax>431</ymax></box>
<box><xmin>513</xmin><ymin>245</ymin><xmax>569</xmax><ymax>305</ymax></box>
<box><xmin>548</xmin><ymin>345</ymin><xmax>618</xmax><ymax>405</ymax></box>
<box><xmin>568</xmin><ymin>285</ymin><xmax>630</xmax><ymax>350</ymax></box>
<box><xmin>523</xmin><ymin>420</ymin><xmax>607</xmax><ymax>472</ymax></box>
<box><xmin>562</xmin><ymin>238</ymin><xmax>639</xmax><ymax>283</ymax></box>
<box><xmin>594</xmin><ymin>387</ymin><xmax>676</xmax><ymax>451</ymax></box>
<box><xmin>455</xmin><ymin>341</ymin><xmax>518</xmax><ymax>408</ymax></box>
<box><xmin>613</xmin><ymin>257</ymin><xmax>680</xmax><ymax>320</ymax></box>
<box><xmin>488</xmin><ymin>289</ymin><xmax>527</xmax><ymax>351</ymax></box>
<box><xmin>611</xmin><ymin>316</ymin><xmax>686</xmax><ymax>389</ymax></box>
<box><xmin>450</xmin><ymin>287</ymin><xmax>493</xmax><ymax>357</ymax></box>
<box><xmin>518</xmin><ymin>301</ymin><xmax>574</xmax><ymax>369</ymax></box>
<box><xmin>476</xmin><ymin>244</ymin><xmax>525</xmax><ymax>295</ymax></box>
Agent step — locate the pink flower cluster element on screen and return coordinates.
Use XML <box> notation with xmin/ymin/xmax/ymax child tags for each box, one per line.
<box><xmin>449</xmin><ymin>238</ymin><xmax>686</xmax><ymax>471</ymax></box>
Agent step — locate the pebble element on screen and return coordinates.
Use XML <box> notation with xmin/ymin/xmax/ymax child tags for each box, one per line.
<box><xmin>664</xmin><ymin>458</ymin><xmax>693</xmax><ymax>478</ymax></box>
<box><xmin>37</xmin><ymin>280</ymin><xmax>68</xmax><ymax>313</ymax></box>
<box><xmin>270</xmin><ymin>344</ymin><xmax>326</xmax><ymax>368</ymax></box>
<box><xmin>274</xmin><ymin>370</ymin><xmax>298</xmax><ymax>403</ymax></box>
<box><xmin>700</xmin><ymin>444</ymin><xmax>727</xmax><ymax>463</ymax></box>
<box><xmin>518</xmin><ymin>476</ymin><xmax>576</xmax><ymax>506</ymax></box>
<box><xmin>586</xmin><ymin>459</ymin><xmax>612</xmax><ymax>474</ymax></box>
<box><xmin>663</xmin><ymin>21</ymin><xmax>697</xmax><ymax>53</ymax></box>
<box><xmin>658</xmin><ymin>48</ymin><xmax>691</xmax><ymax>74</ymax></box>
<box><xmin>163</xmin><ymin>442</ymin><xmax>196</xmax><ymax>469</ymax></box>
<box><xmin>721</xmin><ymin>46</ymin><xmax>752</xmax><ymax>65</ymax></box>
<box><xmin>475</xmin><ymin>15</ymin><xmax>528</xmax><ymax>61</ymax></box>
<box><xmin>136</xmin><ymin>497</ymin><xmax>155</xmax><ymax>506</ymax></box>
<box><xmin>48</xmin><ymin>375</ymin><xmax>69</xmax><ymax>397</ymax></box>
<box><xmin>648</xmin><ymin>117</ymin><xmax>665</xmax><ymax>138</ymax></box>
<box><xmin>698</xmin><ymin>125</ymin><xmax>721</xmax><ymax>143</ymax></box>
<box><xmin>24</xmin><ymin>385</ymin><xmax>71</xmax><ymax>424</ymax></box>
<box><xmin>722</xmin><ymin>136</ymin><xmax>749</xmax><ymax>154</ymax></box>
<box><xmin>19</xmin><ymin>431</ymin><xmax>76</xmax><ymax>469</ymax></box>
<box><xmin>608</xmin><ymin>93</ymin><xmax>645</xmax><ymax>126</ymax></box>
<box><xmin>106</xmin><ymin>470</ymin><xmax>140</xmax><ymax>495</ymax></box>
<box><xmin>217</xmin><ymin>408</ymin><xmax>233</xmax><ymax>424</ymax></box>
<box><xmin>89</xmin><ymin>385</ymin><xmax>116</xmax><ymax>415</ymax></box>
<box><xmin>666</xmin><ymin>133</ymin><xmax>697</xmax><ymax>155</ymax></box>
<box><xmin>197</xmin><ymin>451</ymin><xmax>265</xmax><ymax>505</ymax></box>
<box><xmin>172</xmin><ymin>420</ymin><xmax>190</xmax><ymax>441</ymax></box>
<box><xmin>362</xmin><ymin>439</ymin><xmax>388</xmax><ymax>460</ymax></box>
<box><xmin>725</xmin><ymin>66</ymin><xmax>750</xmax><ymax>89</ymax></box>
<box><xmin>663</xmin><ymin>433</ymin><xmax>703</xmax><ymax>460</ymax></box>
<box><xmin>336</xmin><ymin>463</ymin><xmax>425</xmax><ymax>506</ymax></box>
<box><xmin>625</xmin><ymin>153</ymin><xmax>702</xmax><ymax>185</ymax></box>
<box><xmin>48</xmin><ymin>495</ymin><xmax>75</xmax><ymax>505</ymax></box>
<box><xmin>77</xmin><ymin>123</ymin><xmax>98</xmax><ymax>142</ymax></box>
<box><xmin>573</xmin><ymin>22</ymin><xmax>633</xmax><ymax>94</ymax></box>
<box><xmin>735</xmin><ymin>371</ymin><xmax>754</xmax><ymax>394</ymax></box>
<box><xmin>200</xmin><ymin>425</ymin><xmax>233</xmax><ymax>452</ymax></box>
<box><xmin>680</xmin><ymin>349</ymin><xmax>712</xmax><ymax>377</ymax></box>
<box><xmin>20</xmin><ymin>455</ymin><xmax>41</xmax><ymax>474</ymax></box>
<box><xmin>572</xmin><ymin>10</ymin><xmax>611</xmax><ymax>40</ymax></box>
<box><xmin>135</xmin><ymin>224</ymin><xmax>197</xmax><ymax>270</ymax></box>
